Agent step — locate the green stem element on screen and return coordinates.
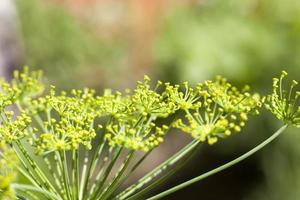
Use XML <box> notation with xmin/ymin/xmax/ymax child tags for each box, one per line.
<box><xmin>117</xmin><ymin>140</ymin><xmax>199</xmax><ymax>200</ymax></box>
<box><xmin>90</xmin><ymin>147</ymin><xmax>123</xmax><ymax>200</ymax></box>
<box><xmin>43</xmin><ymin>155</ymin><xmax>63</xmax><ymax>196</ymax></box>
<box><xmin>8</xmin><ymin>147</ymin><xmax>43</xmax><ymax>188</ymax></box>
<box><xmin>72</xmin><ymin>150</ymin><xmax>79</xmax><ymax>200</ymax></box>
<box><xmin>147</xmin><ymin>125</ymin><xmax>288</xmax><ymax>200</ymax></box>
<box><xmin>81</xmin><ymin>140</ymin><xmax>105</xmax><ymax>200</ymax></box>
<box><xmin>114</xmin><ymin>150</ymin><xmax>153</xmax><ymax>194</ymax></box>
<box><xmin>54</xmin><ymin>153</ymin><xmax>66</xmax><ymax>197</ymax></box>
<box><xmin>12</xmin><ymin>184</ymin><xmax>62</xmax><ymax>200</ymax></box>
<box><xmin>58</xmin><ymin>151</ymin><xmax>72</xmax><ymax>200</ymax></box>
<box><xmin>100</xmin><ymin>151</ymin><xmax>135</xmax><ymax>200</ymax></box>
<box><xmin>127</xmin><ymin>142</ymin><xmax>201</xmax><ymax>200</ymax></box>
<box><xmin>79</xmin><ymin>151</ymin><xmax>89</xmax><ymax>200</ymax></box>
<box><xmin>15</xmin><ymin>141</ymin><xmax>59</xmax><ymax>195</ymax></box>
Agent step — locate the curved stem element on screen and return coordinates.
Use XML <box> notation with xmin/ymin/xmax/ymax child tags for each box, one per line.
<box><xmin>117</xmin><ymin>140</ymin><xmax>199</xmax><ymax>200</ymax></box>
<box><xmin>14</xmin><ymin>141</ymin><xmax>60</xmax><ymax>196</ymax></box>
<box><xmin>100</xmin><ymin>151</ymin><xmax>135</xmax><ymax>200</ymax></box>
<box><xmin>12</xmin><ymin>184</ymin><xmax>62</xmax><ymax>200</ymax></box>
<box><xmin>127</xmin><ymin>142</ymin><xmax>202</xmax><ymax>200</ymax></box>
<box><xmin>90</xmin><ymin>147</ymin><xmax>123</xmax><ymax>200</ymax></box>
<box><xmin>147</xmin><ymin>125</ymin><xmax>288</xmax><ymax>200</ymax></box>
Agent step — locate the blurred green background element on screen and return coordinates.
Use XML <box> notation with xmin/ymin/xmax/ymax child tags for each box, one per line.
<box><xmin>1</xmin><ymin>0</ymin><xmax>300</xmax><ymax>199</ymax></box>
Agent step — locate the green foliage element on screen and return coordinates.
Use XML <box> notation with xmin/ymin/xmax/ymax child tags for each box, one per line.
<box><xmin>16</xmin><ymin>0</ymin><xmax>125</xmax><ymax>88</ymax></box>
<box><xmin>154</xmin><ymin>0</ymin><xmax>300</xmax><ymax>83</ymax></box>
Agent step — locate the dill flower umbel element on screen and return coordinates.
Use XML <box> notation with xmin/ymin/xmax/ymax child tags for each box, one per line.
<box><xmin>0</xmin><ymin>67</ymin><xmax>43</xmax><ymax>145</ymax></box>
<box><xmin>265</xmin><ymin>71</ymin><xmax>300</xmax><ymax>127</ymax></box>
<box><xmin>0</xmin><ymin>67</ymin><xmax>44</xmax><ymax>111</ymax></box>
<box><xmin>104</xmin><ymin>76</ymin><xmax>176</xmax><ymax>152</ymax></box>
<box><xmin>28</xmin><ymin>87</ymin><xmax>98</xmax><ymax>154</ymax></box>
<box><xmin>11</xmin><ymin>66</ymin><xmax>44</xmax><ymax>103</ymax></box>
<box><xmin>0</xmin><ymin>111</ymin><xmax>31</xmax><ymax>144</ymax></box>
<box><xmin>172</xmin><ymin>76</ymin><xmax>261</xmax><ymax>144</ymax></box>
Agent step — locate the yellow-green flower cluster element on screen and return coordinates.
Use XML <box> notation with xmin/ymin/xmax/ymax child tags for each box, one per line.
<box><xmin>95</xmin><ymin>89</ymin><xmax>127</xmax><ymax>118</ymax></box>
<box><xmin>129</xmin><ymin>76</ymin><xmax>177</xmax><ymax>117</ymax></box>
<box><xmin>265</xmin><ymin>71</ymin><xmax>300</xmax><ymax>127</ymax></box>
<box><xmin>0</xmin><ymin>68</ymin><xmax>263</xmax><ymax>153</ymax></box>
<box><xmin>205</xmin><ymin>76</ymin><xmax>261</xmax><ymax>114</ymax></box>
<box><xmin>11</xmin><ymin>66</ymin><xmax>44</xmax><ymax>103</ymax></box>
<box><xmin>0</xmin><ymin>111</ymin><xmax>31</xmax><ymax>144</ymax></box>
<box><xmin>0</xmin><ymin>67</ymin><xmax>44</xmax><ymax>112</ymax></box>
<box><xmin>172</xmin><ymin>76</ymin><xmax>261</xmax><ymax>144</ymax></box>
<box><xmin>0</xmin><ymin>142</ymin><xmax>18</xmax><ymax>200</ymax></box>
<box><xmin>105</xmin><ymin>121</ymin><xmax>168</xmax><ymax>152</ymax></box>
<box><xmin>162</xmin><ymin>81</ymin><xmax>201</xmax><ymax>111</ymax></box>
<box><xmin>0</xmin><ymin>67</ymin><xmax>43</xmax><ymax>145</ymax></box>
<box><xmin>104</xmin><ymin>76</ymin><xmax>177</xmax><ymax>151</ymax></box>
<box><xmin>104</xmin><ymin>75</ymin><xmax>262</xmax><ymax>149</ymax></box>
<box><xmin>29</xmin><ymin>88</ymin><xmax>98</xmax><ymax>155</ymax></box>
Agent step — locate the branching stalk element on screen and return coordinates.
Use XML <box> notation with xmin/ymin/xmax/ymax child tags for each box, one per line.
<box><xmin>147</xmin><ymin>125</ymin><xmax>288</xmax><ymax>200</ymax></box>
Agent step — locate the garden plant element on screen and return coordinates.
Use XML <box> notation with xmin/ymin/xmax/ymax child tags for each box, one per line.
<box><xmin>0</xmin><ymin>67</ymin><xmax>299</xmax><ymax>200</ymax></box>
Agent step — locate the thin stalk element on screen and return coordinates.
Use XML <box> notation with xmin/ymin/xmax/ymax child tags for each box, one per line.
<box><xmin>81</xmin><ymin>139</ymin><xmax>105</xmax><ymax>200</ymax></box>
<box><xmin>79</xmin><ymin>151</ymin><xmax>89</xmax><ymax>200</ymax></box>
<box><xmin>100</xmin><ymin>151</ymin><xmax>135</xmax><ymax>200</ymax></box>
<box><xmin>15</xmin><ymin>141</ymin><xmax>58</xmax><ymax>195</ymax></box>
<box><xmin>129</xmin><ymin>151</ymin><xmax>152</xmax><ymax>175</ymax></box>
<box><xmin>115</xmin><ymin>150</ymin><xmax>153</xmax><ymax>192</ymax></box>
<box><xmin>72</xmin><ymin>150</ymin><xmax>79</xmax><ymax>200</ymax></box>
<box><xmin>58</xmin><ymin>151</ymin><xmax>72</xmax><ymax>200</ymax></box>
<box><xmin>12</xmin><ymin>184</ymin><xmax>62</xmax><ymax>200</ymax></box>
<box><xmin>147</xmin><ymin>125</ymin><xmax>288</xmax><ymax>200</ymax></box>
<box><xmin>54</xmin><ymin>153</ymin><xmax>66</xmax><ymax>197</ymax></box>
<box><xmin>12</xmin><ymin>145</ymin><xmax>58</xmax><ymax>200</ymax></box>
<box><xmin>88</xmin><ymin>150</ymin><xmax>112</xmax><ymax>197</ymax></box>
<box><xmin>16</xmin><ymin>166</ymin><xmax>40</xmax><ymax>188</ymax></box>
<box><xmin>81</xmin><ymin>118</ymin><xmax>109</xmax><ymax>200</ymax></box>
<box><xmin>8</xmin><ymin>147</ymin><xmax>43</xmax><ymax>188</ymax></box>
<box><xmin>127</xmin><ymin>143</ymin><xmax>201</xmax><ymax>200</ymax></box>
<box><xmin>20</xmin><ymin>190</ymin><xmax>39</xmax><ymax>200</ymax></box>
<box><xmin>90</xmin><ymin>147</ymin><xmax>123</xmax><ymax>200</ymax></box>
<box><xmin>43</xmin><ymin>155</ymin><xmax>63</xmax><ymax>196</ymax></box>
<box><xmin>117</xmin><ymin>140</ymin><xmax>199</xmax><ymax>200</ymax></box>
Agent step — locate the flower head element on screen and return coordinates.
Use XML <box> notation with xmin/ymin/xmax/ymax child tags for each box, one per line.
<box><xmin>173</xmin><ymin>76</ymin><xmax>261</xmax><ymax>144</ymax></box>
<box><xmin>130</xmin><ymin>76</ymin><xmax>177</xmax><ymax>117</ymax></box>
<box><xmin>265</xmin><ymin>71</ymin><xmax>300</xmax><ymax>127</ymax></box>
<box><xmin>163</xmin><ymin>81</ymin><xmax>201</xmax><ymax>111</ymax></box>
<box><xmin>28</xmin><ymin>87</ymin><xmax>98</xmax><ymax>155</ymax></box>
<box><xmin>0</xmin><ymin>67</ymin><xmax>44</xmax><ymax>112</ymax></box>
<box><xmin>12</xmin><ymin>66</ymin><xmax>44</xmax><ymax>100</ymax></box>
<box><xmin>104</xmin><ymin>120</ymin><xmax>168</xmax><ymax>152</ymax></box>
<box><xmin>104</xmin><ymin>76</ymin><xmax>177</xmax><ymax>151</ymax></box>
<box><xmin>0</xmin><ymin>111</ymin><xmax>31</xmax><ymax>144</ymax></box>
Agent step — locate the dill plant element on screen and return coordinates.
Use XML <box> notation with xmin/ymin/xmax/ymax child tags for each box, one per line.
<box><xmin>0</xmin><ymin>68</ymin><xmax>298</xmax><ymax>200</ymax></box>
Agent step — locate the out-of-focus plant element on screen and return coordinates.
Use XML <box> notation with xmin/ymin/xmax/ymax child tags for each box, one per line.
<box><xmin>16</xmin><ymin>0</ymin><xmax>127</xmax><ymax>89</ymax></box>
<box><xmin>154</xmin><ymin>0</ymin><xmax>300</xmax><ymax>83</ymax></box>
<box><xmin>0</xmin><ymin>142</ymin><xmax>18</xmax><ymax>200</ymax></box>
